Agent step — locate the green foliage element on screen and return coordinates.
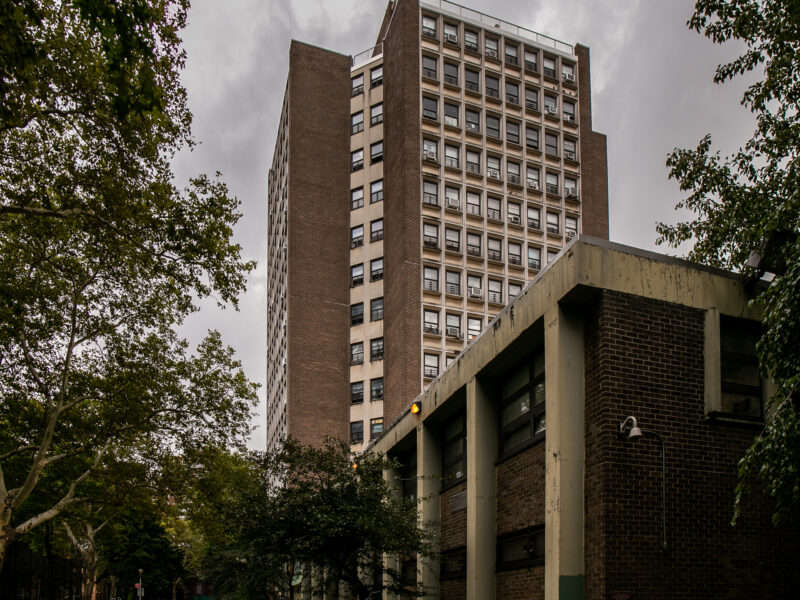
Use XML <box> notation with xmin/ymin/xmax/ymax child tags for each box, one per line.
<box><xmin>0</xmin><ymin>0</ymin><xmax>258</xmax><ymax>559</ymax></box>
<box><xmin>657</xmin><ymin>0</ymin><xmax>800</xmax><ymax>525</ymax></box>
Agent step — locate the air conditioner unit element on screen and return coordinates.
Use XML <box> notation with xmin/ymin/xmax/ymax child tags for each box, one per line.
<box><xmin>566</xmin><ymin>230</ymin><xmax>577</xmax><ymax>239</ymax></box>
<box><xmin>446</xmin><ymin>198</ymin><xmax>460</xmax><ymax>209</ymax></box>
<box><xmin>468</xmin><ymin>286</ymin><xmax>483</xmax><ymax>299</ymax></box>
<box><xmin>567</xmin><ymin>188</ymin><xmax>578</xmax><ymax>198</ymax></box>
<box><xmin>508</xmin><ymin>214</ymin><xmax>521</xmax><ymax>224</ymax></box>
<box><xmin>565</xmin><ymin>150</ymin><xmax>576</xmax><ymax>161</ymax></box>
<box><xmin>547</xmin><ymin>106</ymin><xmax>558</xmax><ymax>116</ymax></box>
<box><xmin>423</xmin><ymin>150</ymin><xmax>438</xmax><ymax>162</ymax></box>
<box><xmin>486</xmin><ymin>48</ymin><xmax>498</xmax><ymax>58</ymax></box>
<box><xmin>446</xmin><ymin>326</ymin><xmax>461</xmax><ymax>338</ymax></box>
<box><xmin>445</xmin><ymin>33</ymin><xmax>458</xmax><ymax>43</ymax></box>
<box><xmin>563</xmin><ymin>72</ymin><xmax>576</xmax><ymax>82</ymax></box>
<box><xmin>564</xmin><ymin>113</ymin><xmax>575</xmax><ymax>123</ymax></box>
<box><xmin>527</xmin><ymin>180</ymin><xmax>539</xmax><ymax>190</ymax></box>
<box><xmin>465</xmin><ymin>122</ymin><xmax>479</xmax><ymax>132</ymax></box>
<box><xmin>487</xmin><ymin>168</ymin><xmax>500</xmax><ymax>179</ymax></box>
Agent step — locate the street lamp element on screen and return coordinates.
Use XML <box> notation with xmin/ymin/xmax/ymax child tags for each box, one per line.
<box><xmin>138</xmin><ymin>568</ymin><xmax>143</xmax><ymax>598</ymax></box>
<box><xmin>618</xmin><ymin>416</ymin><xmax>667</xmax><ymax>552</ymax></box>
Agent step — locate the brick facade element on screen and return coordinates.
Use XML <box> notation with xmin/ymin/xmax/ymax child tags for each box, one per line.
<box><xmin>286</xmin><ymin>42</ymin><xmax>351</xmax><ymax>446</ymax></box>
<box><xmin>584</xmin><ymin>290</ymin><xmax>799</xmax><ymax>600</ymax></box>
<box><xmin>496</xmin><ymin>444</ymin><xmax>545</xmax><ymax>536</ymax></box>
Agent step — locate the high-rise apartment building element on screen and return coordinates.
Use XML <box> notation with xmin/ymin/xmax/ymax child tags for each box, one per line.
<box><xmin>266</xmin><ymin>0</ymin><xmax>609</xmax><ymax>453</ymax></box>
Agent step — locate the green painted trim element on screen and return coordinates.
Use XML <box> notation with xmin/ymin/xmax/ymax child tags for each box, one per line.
<box><xmin>559</xmin><ymin>575</ymin><xmax>584</xmax><ymax>600</ymax></box>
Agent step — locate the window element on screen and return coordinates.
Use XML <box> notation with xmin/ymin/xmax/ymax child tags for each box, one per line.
<box><xmin>465</xmin><ymin>108</ymin><xmax>480</xmax><ymax>133</ymax></box>
<box><xmin>350</xmin><ymin>225</ymin><xmax>364</xmax><ymax>248</ymax></box>
<box><xmin>371</xmin><ymin>257</ymin><xmax>384</xmax><ymax>281</ymax></box>
<box><xmin>464</xmin><ymin>29</ymin><xmax>479</xmax><ymax>51</ymax></box>
<box><xmin>351</xmin><ymin>381</ymin><xmax>364</xmax><ymax>404</ymax></box>
<box><xmin>370</xmin><ymin>297</ymin><xmax>384</xmax><ymax>321</ymax></box>
<box><xmin>486</xmin><ymin>114</ymin><xmax>501</xmax><ymax>139</ymax></box>
<box><xmin>544</xmin><ymin>94</ymin><xmax>558</xmax><ymax>116</ymax></box>
<box><xmin>487</xmin><ymin>237</ymin><xmax>502</xmax><ymax>261</ymax></box>
<box><xmin>423</xmin><ymin>222</ymin><xmax>439</xmax><ymax>249</ymax></box>
<box><xmin>488</xmin><ymin>278</ymin><xmax>503</xmax><ymax>304</ymax></box>
<box><xmin>444</xmin><ymin>103</ymin><xmax>459</xmax><ymax>127</ymax></box>
<box><xmin>351</xmin><ymin>73</ymin><xmax>364</xmax><ymax>96</ymax></box>
<box><xmin>546</xmin><ymin>211</ymin><xmax>560</xmax><ymax>235</ymax></box>
<box><xmin>506</xmin><ymin>121</ymin><xmax>520</xmax><ymax>144</ymax></box>
<box><xmin>528</xmin><ymin>246</ymin><xmax>541</xmax><ymax>270</ymax></box>
<box><xmin>485</xmin><ymin>37</ymin><xmax>499</xmax><ymax>59</ymax></box>
<box><xmin>524</xmin><ymin>49</ymin><xmax>538</xmax><ymax>72</ymax></box>
<box><xmin>505</xmin><ymin>43</ymin><xmax>519</xmax><ymax>66</ymax></box>
<box><xmin>466</xmin><ymin>190</ymin><xmax>481</xmax><ymax>216</ymax></box>
<box><xmin>351</xmin><ymin>111</ymin><xmax>364</xmax><ymax>134</ymax></box>
<box><xmin>444</xmin><ymin>62</ymin><xmax>459</xmax><ymax>85</ymax></box>
<box><xmin>424</xmin><ymin>309</ymin><xmax>440</xmax><ymax>334</ymax></box>
<box><xmin>564</xmin><ymin>138</ymin><xmax>577</xmax><ymax>161</ymax></box>
<box><xmin>525</xmin><ymin>87</ymin><xmax>539</xmax><ymax>111</ymax></box>
<box><xmin>526</xmin><ymin>126</ymin><xmax>540</xmax><ymax>150</ymax></box>
<box><xmin>423</xmin><ymin>96</ymin><xmax>438</xmax><ymax>120</ymax></box>
<box><xmin>446</xmin><ymin>313</ymin><xmax>461</xmax><ymax>337</ymax></box>
<box><xmin>563</xmin><ymin>100</ymin><xmax>576</xmax><ymax>123</ymax></box>
<box><xmin>371</xmin><ymin>65</ymin><xmax>383</xmax><ymax>87</ymax></box>
<box><xmin>370</xmin><ymin>417</ymin><xmax>384</xmax><ymax>440</ymax></box>
<box><xmin>508</xmin><ymin>202</ymin><xmax>521</xmax><ymax>223</ymax></box>
<box><xmin>445</xmin><ymin>185</ymin><xmax>460</xmax><ymax>209</ymax></box>
<box><xmin>465</xmin><ymin>150</ymin><xmax>480</xmax><ymax>175</ymax></box>
<box><xmin>466</xmin><ymin>232</ymin><xmax>481</xmax><ymax>257</ymax></box>
<box><xmin>423</xmin><ymin>265</ymin><xmax>439</xmax><ymax>292</ymax></box>
<box><xmin>350</xmin><ymin>341</ymin><xmax>364</xmax><ymax>365</ymax></box>
<box><xmin>467</xmin><ymin>315</ymin><xmax>482</xmax><ymax>340</ymax></box>
<box><xmin>351</xmin><ymin>302</ymin><xmax>364</xmax><ymax>326</ymax></box>
<box><xmin>446</xmin><ymin>270</ymin><xmax>461</xmax><ymax>295</ymax></box>
<box><xmin>545</xmin><ymin>132</ymin><xmax>559</xmax><ymax>156</ymax></box>
<box><xmin>422</xmin><ymin>55</ymin><xmax>437</xmax><ymax>79</ymax></box>
<box><xmin>424</xmin><ymin>352</ymin><xmax>440</xmax><ymax>379</ymax></box>
<box><xmin>370</xmin><ymin>377</ymin><xmax>384</xmax><ymax>401</ymax></box>
<box><xmin>487</xmin><ymin>155</ymin><xmax>501</xmax><ymax>179</ymax></box>
<box><xmin>564</xmin><ymin>176</ymin><xmax>578</xmax><ymax>198</ymax></box>
<box><xmin>465</xmin><ymin>68</ymin><xmax>480</xmax><ymax>92</ymax></box>
<box><xmin>350</xmin><ymin>420</ymin><xmax>364</xmax><ymax>443</ymax></box>
<box><xmin>497</xmin><ymin>527</ymin><xmax>545</xmax><ymax>571</ymax></box>
<box><xmin>371</xmin><ymin>103</ymin><xmax>384</xmax><ymax>125</ymax></box>
<box><xmin>371</xmin><ymin>141</ymin><xmax>383</xmax><ymax>163</ymax></box>
<box><xmin>505</xmin><ymin>80</ymin><xmax>519</xmax><ymax>105</ymax></box>
<box><xmin>543</xmin><ymin>56</ymin><xmax>556</xmax><ymax>78</ymax></box>
<box><xmin>351</xmin><ymin>263</ymin><xmax>364</xmax><ymax>287</ymax></box>
<box><xmin>507</xmin><ymin>161</ymin><xmax>521</xmax><ymax>184</ymax></box>
<box><xmin>546</xmin><ymin>172</ymin><xmax>559</xmax><ymax>195</ymax></box>
<box><xmin>445</xmin><ymin>227</ymin><xmax>460</xmax><ymax>252</ymax></box>
<box><xmin>527</xmin><ymin>166</ymin><xmax>540</xmax><ymax>190</ymax></box>
<box><xmin>547</xmin><ymin>249</ymin><xmax>559</xmax><ymax>264</ymax></box>
<box><xmin>487</xmin><ymin>196</ymin><xmax>502</xmax><ymax>221</ymax></box>
<box><xmin>351</xmin><ymin>187</ymin><xmax>364</xmax><ymax>210</ymax></box>
<box><xmin>423</xmin><ymin>180</ymin><xmax>439</xmax><ymax>207</ymax></box>
<box><xmin>443</xmin><ymin>22</ymin><xmax>458</xmax><ymax>44</ymax></box>
<box><xmin>500</xmin><ymin>351</ymin><xmax>545</xmax><ymax>454</ymax></box>
<box><xmin>508</xmin><ymin>241</ymin><xmax>522</xmax><ymax>265</ymax></box>
<box><xmin>508</xmin><ymin>281</ymin><xmax>522</xmax><ymax>300</ymax></box>
<box><xmin>423</xmin><ymin>138</ymin><xmax>438</xmax><ymax>162</ymax></box>
<box><xmin>720</xmin><ymin>317</ymin><xmax>763</xmax><ymax>418</ymax></box>
<box><xmin>422</xmin><ymin>14</ymin><xmax>437</xmax><ymax>38</ymax></box>
<box><xmin>442</xmin><ymin>413</ymin><xmax>465</xmax><ymax>485</ymax></box>
<box><xmin>565</xmin><ymin>216</ymin><xmax>578</xmax><ymax>238</ymax></box>
<box><xmin>561</xmin><ymin>62</ymin><xmax>575</xmax><ymax>83</ymax></box>
<box><xmin>485</xmin><ymin>74</ymin><xmax>500</xmax><ymax>99</ymax></box>
<box><xmin>444</xmin><ymin>144</ymin><xmax>459</xmax><ymax>169</ymax></box>
<box><xmin>370</xmin><ymin>337</ymin><xmax>384</xmax><ymax>362</ymax></box>
<box><xmin>370</xmin><ymin>219</ymin><xmax>384</xmax><ymax>242</ymax></box>
<box><xmin>351</xmin><ymin>149</ymin><xmax>364</xmax><ymax>171</ymax></box>
<box><xmin>441</xmin><ymin>548</ymin><xmax>467</xmax><ymax>580</ymax></box>
<box><xmin>527</xmin><ymin>206</ymin><xmax>541</xmax><ymax>230</ymax></box>
<box><xmin>371</xmin><ymin>179</ymin><xmax>384</xmax><ymax>203</ymax></box>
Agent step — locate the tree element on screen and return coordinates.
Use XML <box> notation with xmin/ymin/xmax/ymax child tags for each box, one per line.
<box><xmin>0</xmin><ymin>0</ymin><xmax>258</xmax><ymax>567</ymax></box>
<box><xmin>657</xmin><ymin>0</ymin><xmax>800</xmax><ymax>525</ymax></box>
<box><xmin>200</xmin><ymin>440</ymin><xmax>432</xmax><ymax>600</ymax></box>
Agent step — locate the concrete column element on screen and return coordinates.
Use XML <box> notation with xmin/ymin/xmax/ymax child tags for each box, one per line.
<box><xmin>544</xmin><ymin>304</ymin><xmax>585</xmax><ymax>600</ymax></box>
<box><xmin>417</xmin><ymin>422</ymin><xmax>441</xmax><ymax>598</ymax></box>
<box><xmin>466</xmin><ymin>377</ymin><xmax>498</xmax><ymax>600</ymax></box>
<box><xmin>383</xmin><ymin>465</ymin><xmax>401</xmax><ymax>600</ymax></box>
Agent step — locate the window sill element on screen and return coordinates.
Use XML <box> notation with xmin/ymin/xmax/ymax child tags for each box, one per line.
<box><xmin>706</xmin><ymin>412</ymin><xmax>764</xmax><ymax>428</ymax></box>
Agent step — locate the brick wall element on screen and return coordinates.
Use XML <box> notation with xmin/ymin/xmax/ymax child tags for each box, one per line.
<box><xmin>383</xmin><ymin>0</ymin><xmax>422</xmax><ymax>425</ymax></box>
<box><xmin>440</xmin><ymin>579</ymin><xmax>466</xmax><ymax>600</ymax></box>
<box><xmin>496</xmin><ymin>444</ymin><xmax>545</xmax><ymax>536</ymax></box>
<box><xmin>496</xmin><ymin>567</ymin><xmax>544</xmax><ymax>600</ymax></box>
<box><xmin>584</xmin><ymin>289</ymin><xmax>799</xmax><ymax>600</ymax></box>
<box><xmin>287</xmin><ymin>42</ymin><xmax>350</xmax><ymax>446</ymax></box>
<box><xmin>440</xmin><ymin>481</ymin><xmax>467</xmax><ymax>550</ymax></box>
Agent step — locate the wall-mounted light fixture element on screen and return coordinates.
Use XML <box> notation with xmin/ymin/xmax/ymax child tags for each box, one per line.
<box><xmin>618</xmin><ymin>416</ymin><xmax>667</xmax><ymax>552</ymax></box>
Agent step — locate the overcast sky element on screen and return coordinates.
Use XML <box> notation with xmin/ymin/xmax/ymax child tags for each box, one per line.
<box><xmin>171</xmin><ymin>0</ymin><xmax>757</xmax><ymax>450</ymax></box>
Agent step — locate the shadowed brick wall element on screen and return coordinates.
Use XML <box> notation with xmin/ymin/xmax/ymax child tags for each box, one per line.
<box><xmin>583</xmin><ymin>290</ymin><xmax>799</xmax><ymax>600</ymax></box>
<box><xmin>287</xmin><ymin>41</ymin><xmax>350</xmax><ymax>447</ymax></box>
<box><xmin>441</xmin><ymin>480</ymin><xmax>467</xmax><ymax>600</ymax></box>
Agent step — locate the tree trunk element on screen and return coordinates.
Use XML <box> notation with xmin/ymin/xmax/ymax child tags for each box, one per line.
<box><xmin>0</xmin><ymin>534</ymin><xmax>8</xmax><ymax>573</ymax></box>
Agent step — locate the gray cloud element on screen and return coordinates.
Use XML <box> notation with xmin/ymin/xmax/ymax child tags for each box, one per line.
<box><xmin>173</xmin><ymin>0</ymin><xmax>759</xmax><ymax>449</ymax></box>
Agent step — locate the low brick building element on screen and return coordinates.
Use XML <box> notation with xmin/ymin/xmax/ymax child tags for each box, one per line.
<box><xmin>370</xmin><ymin>237</ymin><xmax>799</xmax><ymax>600</ymax></box>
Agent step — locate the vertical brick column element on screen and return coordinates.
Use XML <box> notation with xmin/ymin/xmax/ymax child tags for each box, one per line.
<box><xmin>418</xmin><ymin>422</ymin><xmax>441</xmax><ymax>598</ymax></box>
